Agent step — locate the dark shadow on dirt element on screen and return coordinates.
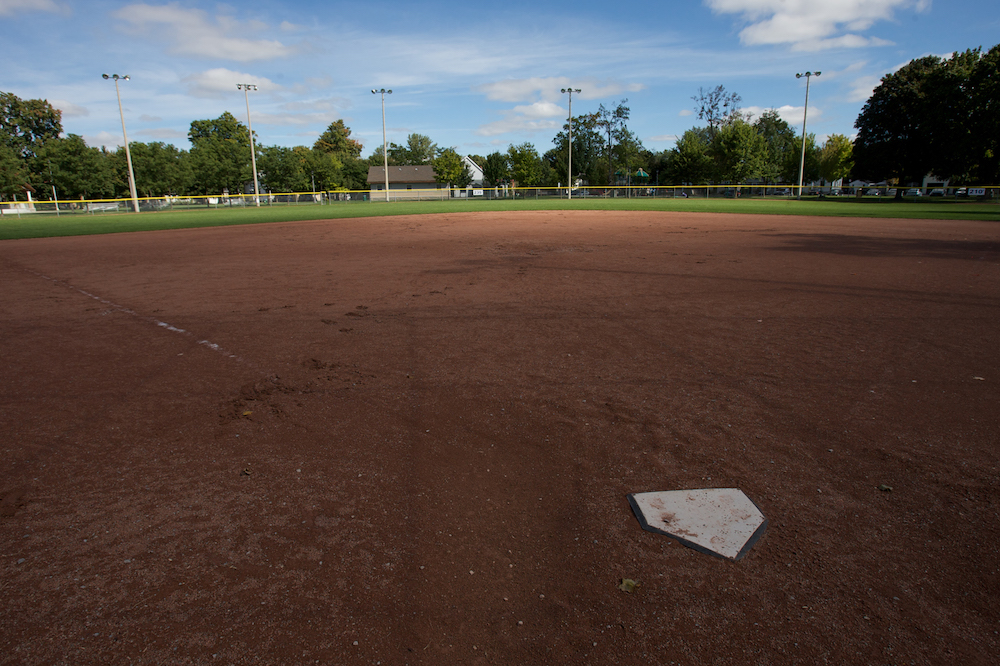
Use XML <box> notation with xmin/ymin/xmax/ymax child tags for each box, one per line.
<box><xmin>765</xmin><ymin>234</ymin><xmax>1000</xmax><ymax>260</ymax></box>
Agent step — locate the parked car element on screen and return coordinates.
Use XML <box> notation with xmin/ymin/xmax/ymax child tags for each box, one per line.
<box><xmin>905</xmin><ymin>188</ymin><xmax>922</xmax><ymax>196</ymax></box>
<box><xmin>955</xmin><ymin>187</ymin><xmax>968</xmax><ymax>197</ymax></box>
<box><xmin>929</xmin><ymin>188</ymin><xmax>945</xmax><ymax>196</ymax></box>
<box><xmin>865</xmin><ymin>189</ymin><xmax>881</xmax><ymax>196</ymax></box>
<box><xmin>829</xmin><ymin>188</ymin><xmax>841</xmax><ymax>196</ymax></box>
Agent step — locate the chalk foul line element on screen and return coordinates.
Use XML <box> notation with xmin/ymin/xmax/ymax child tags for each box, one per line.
<box><xmin>34</xmin><ymin>271</ymin><xmax>246</xmax><ymax>363</ymax></box>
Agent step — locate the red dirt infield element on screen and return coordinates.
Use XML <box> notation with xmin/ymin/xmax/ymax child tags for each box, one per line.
<box><xmin>1</xmin><ymin>210</ymin><xmax>998</xmax><ymax>665</ymax></box>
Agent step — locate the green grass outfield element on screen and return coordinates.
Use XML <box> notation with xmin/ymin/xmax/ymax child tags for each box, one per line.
<box><xmin>1</xmin><ymin>196</ymin><xmax>997</xmax><ymax>241</ymax></box>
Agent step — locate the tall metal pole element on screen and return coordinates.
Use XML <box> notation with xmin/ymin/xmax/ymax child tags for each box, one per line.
<box><xmin>561</xmin><ymin>87</ymin><xmax>581</xmax><ymax>199</ymax></box>
<box><xmin>237</xmin><ymin>84</ymin><xmax>261</xmax><ymax>207</ymax></box>
<box><xmin>372</xmin><ymin>88</ymin><xmax>392</xmax><ymax>201</ymax></box>
<box><xmin>103</xmin><ymin>74</ymin><xmax>139</xmax><ymax>213</ymax></box>
<box><xmin>795</xmin><ymin>71</ymin><xmax>820</xmax><ymax>200</ymax></box>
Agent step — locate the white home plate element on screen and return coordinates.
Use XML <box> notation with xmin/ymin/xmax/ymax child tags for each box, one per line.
<box><xmin>627</xmin><ymin>488</ymin><xmax>767</xmax><ymax>560</ymax></box>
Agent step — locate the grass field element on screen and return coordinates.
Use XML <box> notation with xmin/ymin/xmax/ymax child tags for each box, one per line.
<box><xmin>2</xmin><ymin>196</ymin><xmax>998</xmax><ymax>240</ymax></box>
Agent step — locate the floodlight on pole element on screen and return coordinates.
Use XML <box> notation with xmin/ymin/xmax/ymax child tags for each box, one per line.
<box><xmin>103</xmin><ymin>74</ymin><xmax>140</xmax><ymax>213</ymax></box>
<box><xmin>237</xmin><ymin>83</ymin><xmax>261</xmax><ymax>207</ymax></box>
<box><xmin>795</xmin><ymin>71</ymin><xmax>820</xmax><ymax>200</ymax></box>
<box><xmin>561</xmin><ymin>87</ymin><xmax>581</xmax><ymax>200</ymax></box>
<box><xmin>372</xmin><ymin>88</ymin><xmax>392</xmax><ymax>201</ymax></box>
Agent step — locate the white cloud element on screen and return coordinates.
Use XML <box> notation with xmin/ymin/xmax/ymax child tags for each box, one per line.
<box><xmin>139</xmin><ymin>114</ymin><xmax>163</xmax><ymax>123</ymax></box>
<box><xmin>511</xmin><ymin>101</ymin><xmax>565</xmax><ymax>119</ymax></box>
<box><xmin>847</xmin><ymin>75</ymin><xmax>882</xmax><ymax>103</ymax></box>
<box><xmin>476</xmin><ymin>77</ymin><xmax>644</xmax><ymax>103</ymax></box>
<box><xmin>88</xmin><ymin>130</ymin><xmax>127</xmax><ymax>150</ymax></box>
<box><xmin>281</xmin><ymin>97</ymin><xmax>351</xmax><ymax>114</ymax></box>
<box><xmin>51</xmin><ymin>100</ymin><xmax>88</xmax><ymax>118</ymax></box>
<box><xmin>743</xmin><ymin>104</ymin><xmax>820</xmax><ymax>127</ymax></box>
<box><xmin>288</xmin><ymin>76</ymin><xmax>336</xmax><ymax>96</ymax></box>
<box><xmin>704</xmin><ymin>0</ymin><xmax>927</xmax><ymax>51</ymax></box>
<box><xmin>474</xmin><ymin>116</ymin><xmax>561</xmax><ymax>137</ymax></box>
<box><xmin>137</xmin><ymin>127</ymin><xmax>187</xmax><ymax>141</ymax></box>
<box><xmin>679</xmin><ymin>109</ymin><xmax>694</xmax><ymax>117</ymax></box>
<box><xmin>182</xmin><ymin>68</ymin><xmax>278</xmax><ymax>99</ymax></box>
<box><xmin>113</xmin><ymin>3</ymin><xmax>294</xmax><ymax>62</ymax></box>
<box><xmin>472</xmin><ymin>77</ymin><xmax>644</xmax><ymax>137</ymax></box>
<box><xmin>0</xmin><ymin>0</ymin><xmax>66</xmax><ymax>16</ymax></box>
<box><xmin>253</xmin><ymin>112</ymin><xmax>336</xmax><ymax>127</ymax></box>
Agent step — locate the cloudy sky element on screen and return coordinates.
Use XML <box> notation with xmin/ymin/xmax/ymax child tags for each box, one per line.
<box><xmin>2</xmin><ymin>0</ymin><xmax>997</xmax><ymax>156</ymax></box>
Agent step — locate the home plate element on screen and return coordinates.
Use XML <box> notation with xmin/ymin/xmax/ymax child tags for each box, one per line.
<box><xmin>627</xmin><ymin>488</ymin><xmax>767</xmax><ymax>561</ymax></box>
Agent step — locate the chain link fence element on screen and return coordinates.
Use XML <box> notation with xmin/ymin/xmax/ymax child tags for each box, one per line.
<box><xmin>2</xmin><ymin>185</ymin><xmax>996</xmax><ymax>217</ymax></box>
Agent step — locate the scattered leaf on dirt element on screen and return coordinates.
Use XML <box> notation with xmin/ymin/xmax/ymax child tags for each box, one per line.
<box><xmin>619</xmin><ymin>578</ymin><xmax>640</xmax><ymax>593</ymax></box>
<box><xmin>878</xmin><ymin>484</ymin><xmax>892</xmax><ymax>492</ymax></box>
<box><xmin>242</xmin><ymin>411</ymin><xmax>252</xmax><ymax>416</ymax></box>
<box><xmin>240</xmin><ymin>468</ymin><xmax>251</xmax><ymax>477</ymax></box>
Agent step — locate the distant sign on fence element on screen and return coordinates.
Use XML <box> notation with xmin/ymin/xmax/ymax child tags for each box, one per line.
<box><xmin>969</xmin><ymin>187</ymin><xmax>987</xmax><ymax>196</ymax></box>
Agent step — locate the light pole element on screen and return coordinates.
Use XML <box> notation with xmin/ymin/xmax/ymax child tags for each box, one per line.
<box><xmin>372</xmin><ymin>88</ymin><xmax>392</xmax><ymax>201</ymax></box>
<box><xmin>561</xmin><ymin>87</ymin><xmax>581</xmax><ymax>199</ymax></box>
<box><xmin>795</xmin><ymin>71</ymin><xmax>820</xmax><ymax>200</ymax></box>
<box><xmin>103</xmin><ymin>74</ymin><xmax>139</xmax><ymax>213</ymax></box>
<box><xmin>237</xmin><ymin>83</ymin><xmax>261</xmax><ymax>207</ymax></box>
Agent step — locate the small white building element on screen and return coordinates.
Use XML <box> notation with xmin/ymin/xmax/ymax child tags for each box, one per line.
<box><xmin>367</xmin><ymin>165</ymin><xmax>443</xmax><ymax>200</ymax></box>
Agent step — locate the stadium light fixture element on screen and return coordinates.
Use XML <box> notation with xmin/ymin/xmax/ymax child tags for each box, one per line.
<box><xmin>561</xmin><ymin>87</ymin><xmax>581</xmax><ymax>199</ymax></box>
<box><xmin>795</xmin><ymin>71</ymin><xmax>820</xmax><ymax>200</ymax></box>
<box><xmin>237</xmin><ymin>83</ymin><xmax>261</xmax><ymax>207</ymax></box>
<box><xmin>372</xmin><ymin>88</ymin><xmax>392</xmax><ymax>201</ymax></box>
<box><xmin>102</xmin><ymin>74</ymin><xmax>140</xmax><ymax>213</ymax></box>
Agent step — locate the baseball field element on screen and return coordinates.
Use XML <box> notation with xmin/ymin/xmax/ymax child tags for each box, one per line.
<box><xmin>2</xmin><ymin>207</ymin><xmax>998</xmax><ymax>664</ymax></box>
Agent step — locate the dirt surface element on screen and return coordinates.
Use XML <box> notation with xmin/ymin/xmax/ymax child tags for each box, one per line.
<box><xmin>1</xmin><ymin>210</ymin><xmax>999</xmax><ymax>665</ymax></box>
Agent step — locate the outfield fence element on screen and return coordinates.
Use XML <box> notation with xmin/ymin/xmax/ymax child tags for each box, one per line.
<box><xmin>2</xmin><ymin>184</ymin><xmax>997</xmax><ymax>217</ymax></box>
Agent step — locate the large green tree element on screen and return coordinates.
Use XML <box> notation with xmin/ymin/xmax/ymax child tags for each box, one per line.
<box><xmin>969</xmin><ymin>44</ymin><xmax>1000</xmax><ymax>183</ymax></box>
<box><xmin>753</xmin><ymin>109</ymin><xmax>797</xmax><ymax>184</ymax></box>
<box><xmin>547</xmin><ymin>114</ymin><xmax>605</xmax><ymax>186</ymax></box>
<box><xmin>507</xmin><ymin>142</ymin><xmax>541</xmax><ymax>187</ymax></box>
<box><xmin>660</xmin><ymin>129</ymin><xmax>713</xmax><ymax>185</ymax></box>
<box><xmin>126</xmin><ymin>141</ymin><xmax>190</xmax><ymax>197</ymax></box>
<box><xmin>692</xmin><ymin>85</ymin><xmax>743</xmax><ymax>138</ymax></box>
<box><xmin>313</xmin><ymin>119</ymin><xmax>363</xmax><ymax>158</ymax></box>
<box><xmin>786</xmin><ymin>135</ymin><xmax>821</xmax><ymax>186</ymax></box>
<box><xmin>187</xmin><ymin>111</ymin><xmax>253</xmax><ymax>196</ymax></box>
<box><xmin>482</xmin><ymin>151</ymin><xmax>509</xmax><ymax>188</ymax></box>
<box><xmin>35</xmin><ymin>134</ymin><xmax>116</xmax><ymax>200</ymax></box>
<box><xmin>591</xmin><ymin>100</ymin><xmax>630</xmax><ymax>185</ymax></box>
<box><xmin>432</xmin><ymin>148</ymin><xmax>473</xmax><ymax>188</ymax></box>
<box><xmin>0</xmin><ymin>141</ymin><xmax>28</xmax><ymax>198</ymax></box>
<box><xmin>852</xmin><ymin>49</ymin><xmax>991</xmax><ymax>188</ymax></box>
<box><xmin>1</xmin><ymin>91</ymin><xmax>62</xmax><ymax>159</ymax></box>
<box><xmin>612</xmin><ymin>127</ymin><xmax>650</xmax><ymax>186</ymax></box>
<box><xmin>819</xmin><ymin>134</ymin><xmax>854</xmax><ymax>184</ymax></box>
<box><xmin>1</xmin><ymin>91</ymin><xmax>63</xmax><ymax>198</ymax></box>
<box><xmin>257</xmin><ymin>145</ymin><xmax>304</xmax><ymax>193</ymax></box>
<box><xmin>711</xmin><ymin>119</ymin><xmax>767</xmax><ymax>184</ymax></box>
<box><xmin>377</xmin><ymin>133</ymin><xmax>439</xmax><ymax>165</ymax></box>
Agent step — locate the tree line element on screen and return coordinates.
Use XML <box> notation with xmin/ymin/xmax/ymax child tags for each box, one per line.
<box><xmin>2</xmin><ymin>43</ymin><xmax>996</xmax><ymax>202</ymax></box>
<box><xmin>853</xmin><ymin>43</ymin><xmax>999</xmax><ymax>189</ymax></box>
<box><xmin>0</xmin><ymin>97</ymin><xmax>378</xmax><ymax>201</ymax></box>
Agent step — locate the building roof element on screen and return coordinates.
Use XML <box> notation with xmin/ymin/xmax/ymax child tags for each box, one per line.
<box><xmin>367</xmin><ymin>165</ymin><xmax>438</xmax><ymax>184</ymax></box>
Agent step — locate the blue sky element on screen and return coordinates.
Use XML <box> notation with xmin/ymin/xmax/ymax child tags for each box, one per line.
<box><xmin>2</xmin><ymin>0</ymin><xmax>997</xmax><ymax>157</ymax></box>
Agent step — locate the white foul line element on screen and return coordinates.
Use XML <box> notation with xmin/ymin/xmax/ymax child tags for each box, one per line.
<box><xmin>34</xmin><ymin>272</ymin><xmax>244</xmax><ymax>361</ymax></box>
